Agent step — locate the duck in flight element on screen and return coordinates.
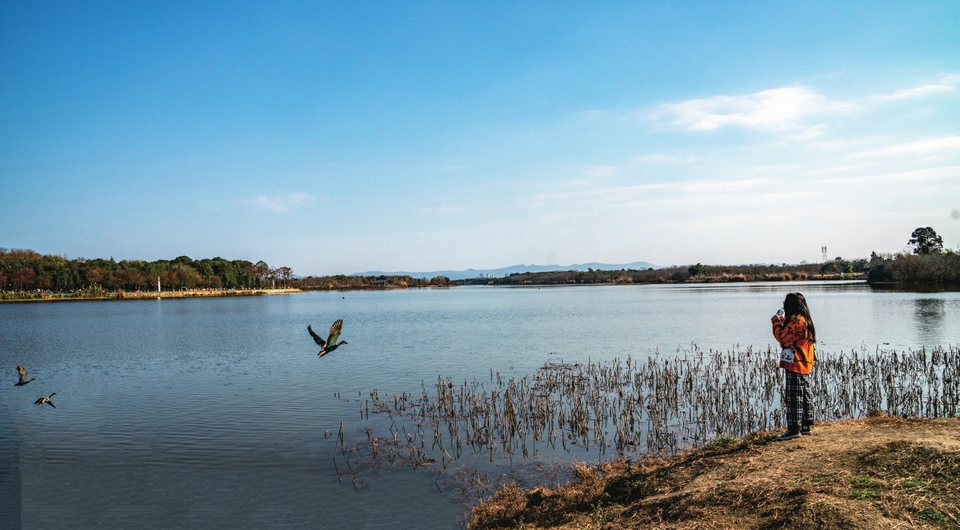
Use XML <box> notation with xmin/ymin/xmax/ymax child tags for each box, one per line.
<box><xmin>15</xmin><ymin>365</ymin><xmax>35</xmax><ymax>386</ymax></box>
<box><xmin>308</xmin><ymin>319</ymin><xmax>348</xmax><ymax>357</ymax></box>
<box><xmin>35</xmin><ymin>392</ymin><xmax>57</xmax><ymax>408</ymax></box>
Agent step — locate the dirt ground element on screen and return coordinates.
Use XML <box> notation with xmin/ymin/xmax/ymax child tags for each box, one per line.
<box><xmin>467</xmin><ymin>415</ymin><xmax>960</xmax><ymax>529</ymax></box>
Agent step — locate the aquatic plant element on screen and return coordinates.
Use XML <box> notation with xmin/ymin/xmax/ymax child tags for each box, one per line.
<box><xmin>335</xmin><ymin>345</ymin><xmax>958</xmax><ymax>501</ymax></box>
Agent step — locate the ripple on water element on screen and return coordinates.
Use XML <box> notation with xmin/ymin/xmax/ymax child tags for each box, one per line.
<box><xmin>2</xmin><ymin>285</ymin><xmax>958</xmax><ymax>529</ymax></box>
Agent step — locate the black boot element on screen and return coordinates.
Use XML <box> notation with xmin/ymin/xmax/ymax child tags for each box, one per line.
<box><xmin>776</xmin><ymin>429</ymin><xmax>800</xmax><ymax>441</ymax></box>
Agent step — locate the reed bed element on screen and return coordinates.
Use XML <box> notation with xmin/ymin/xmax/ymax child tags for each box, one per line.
<box><xmin>334</xmin><ymin>345</ymin><xmax>958</xmax><ymax>497</ymax></box>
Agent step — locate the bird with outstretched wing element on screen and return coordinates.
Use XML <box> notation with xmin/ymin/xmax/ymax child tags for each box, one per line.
<box><xmin>35</xmin><ymin>392</ymin><xmax>57</xmax><ymax>408</ymax></box>
<box><xmin>308</xmin><ymin>319</ymin><xmax>348</xmax><ymax>357</ymax></box>
<box><xmin>16</xmin><ymin>365</ymin><xmax>35</xmax><ymax>386</ymax></box>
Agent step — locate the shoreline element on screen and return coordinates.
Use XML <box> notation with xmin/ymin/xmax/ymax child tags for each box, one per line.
<box><xmin>4</xmin><ymin>276</ymin><xmax>958</xmax><ymax>302</ymax></box>
<box><xmin>467</xmin><ymin>415</ymin><xmax>960</xmax><ymax>529</ymax></box>
<box><xmin>0</xmin><ymin>288</ymin><xmax>301</xmax><ymax>303</ymax></box>
<box><xmin>458</xmin><ymin>272</ymin><xmax>868</xmax><ymax>286</ymax></box>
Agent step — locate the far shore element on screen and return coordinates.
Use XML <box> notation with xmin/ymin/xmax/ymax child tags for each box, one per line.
<box><xmin>5</xmin><ymin>275</ymin><xmax>957</xmax><ymax>303</ymax></box>
<box><xmin>0</xmin><ymin>288</ymin><xmax>301</xmax><ymax>303</ymax></box>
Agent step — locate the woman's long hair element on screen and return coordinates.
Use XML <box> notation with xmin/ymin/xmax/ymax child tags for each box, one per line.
<box><xmin>783</xmin><ymin>292</ymin><xmax>816</xmax><ymax>343</ymax></box>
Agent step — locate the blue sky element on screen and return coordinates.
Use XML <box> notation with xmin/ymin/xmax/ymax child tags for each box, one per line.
<box><xmin>2</xmin><ymin>1</ymin><xmax>959</xmax><ymax>275</ymax></box>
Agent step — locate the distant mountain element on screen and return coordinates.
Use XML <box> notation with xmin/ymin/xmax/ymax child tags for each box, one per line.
<box><xmin>353</xmin><ymin>261</ymin><xmax>660</xmax><ymax>281</ymax></box>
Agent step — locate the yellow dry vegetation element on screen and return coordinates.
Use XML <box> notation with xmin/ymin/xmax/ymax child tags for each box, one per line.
<box><xmin>468</xmin><ymin>415</ymin><xmax>960</xmax><ymax>529</ymax></box>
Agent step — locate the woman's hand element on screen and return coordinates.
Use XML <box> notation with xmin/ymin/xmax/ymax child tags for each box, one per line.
<box><xmin>772</xmin><ymin>308</ymin><xmax>785</xmax><ymax>323</ymax></box>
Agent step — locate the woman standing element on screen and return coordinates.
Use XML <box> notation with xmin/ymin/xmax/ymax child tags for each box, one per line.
<box><xmin>771</xmin><ymin>292</ymin><xmax>816</xmax><ymax>441</ymax></box>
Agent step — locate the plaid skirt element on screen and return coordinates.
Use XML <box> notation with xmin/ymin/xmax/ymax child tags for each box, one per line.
<box><xmin>785</xmin><ymin>371</ymin><xmax>814</xmax><ymax>429</ymax></box>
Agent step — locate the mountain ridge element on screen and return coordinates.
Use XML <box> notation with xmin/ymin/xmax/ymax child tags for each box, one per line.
<box><xmin>353</xmin><ymin>261</ymin><xmax>659</xmax><ymax>281</ymax></box>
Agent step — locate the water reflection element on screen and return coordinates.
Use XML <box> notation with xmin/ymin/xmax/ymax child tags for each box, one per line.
<box><xmin>870</xmin><ymin>283</ymin><xmax>960</xmax><ymax>294</ymax></box>
<box><xmin>2</xmin><ymin>284</ymin><xmax>959</xmax><ymax>529</ymax></box>
<box><xmin>0</xmin><ymin>400</ymin><xmax>21</xmax><ymax>530</ymax></box>
<box><xmin>914</xmin><ymin>298</ymin><xmax>945</xmax><ymax>345</ymax></box>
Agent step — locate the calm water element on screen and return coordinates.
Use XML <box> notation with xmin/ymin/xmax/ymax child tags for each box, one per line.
<box><xmin>1</xmin><ymin>282</ymin><xmax>957</xmax><ymax>529</ymax></box>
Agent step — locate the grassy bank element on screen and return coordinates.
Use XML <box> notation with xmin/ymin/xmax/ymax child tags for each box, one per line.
<box><xmin>467</xmin><ymin>415</ymin><xmax>960</xmax><ymax>529</ymax></box>
<box><xmin>0</xmin><ymin>288</ymin><xmax>300</xmax><ymax>302</ymax></box>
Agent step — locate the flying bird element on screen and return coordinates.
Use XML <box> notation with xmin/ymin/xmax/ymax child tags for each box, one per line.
<box><xmin>308</xmin><ymin>319</ymin><xmax>348</xmax><ymax>357</ymax></box>
<box><xmin>35</xmin><ymin>392</ymin><xmax>57</xmax><ymax>408</ymax></box>
<box><xmin>15</xmin><ymin>365</ymin><xmax>35</xmax><ymax>386</ymax></box>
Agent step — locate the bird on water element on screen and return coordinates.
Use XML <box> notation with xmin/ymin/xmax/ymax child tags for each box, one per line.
<box><xmin>35</xmin><ymin>393</ymin><xmax>57</xmax><ymax>408</ymax></box>
<box><xmin>15</xmin><ymin>365</ymin><xmax>35</xmax><ymax>386</ymax></box>
<box><xmin>308</xmin><ymin>319</ymin><xmax>348</xmax><ymax>357</ymax></box>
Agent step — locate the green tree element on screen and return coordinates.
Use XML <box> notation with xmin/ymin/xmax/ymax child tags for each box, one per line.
<box><xmin>688</xmin><ymin>263</ymin><xmax>706</xmax><ymax>277</ymax></box>
<box><xmin>909</xmin><ymin>227</ymin><xmax>944</xmax><ymax>255</ymax></box>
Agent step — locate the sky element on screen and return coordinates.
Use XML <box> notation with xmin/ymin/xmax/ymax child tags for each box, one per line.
<box><xmin>1</xmin><ymin>1</ymin><xmax>959</xmax><ymax>276</ymax></box>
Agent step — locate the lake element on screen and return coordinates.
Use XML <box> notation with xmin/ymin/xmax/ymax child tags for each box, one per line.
<box><xmin>1</xmin><ymin>281</ymin><xmax>957</xmax><ymax>529</ymax></box>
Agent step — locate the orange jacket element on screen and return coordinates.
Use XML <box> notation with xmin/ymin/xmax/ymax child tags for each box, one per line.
<box><xmin>772</xmin><ymin>314</ymin><xmax>815</xmax><ymax>374</ymax></box>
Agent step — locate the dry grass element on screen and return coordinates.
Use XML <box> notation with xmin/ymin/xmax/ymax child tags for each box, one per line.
<box><xmin>467</xmin><ymin>416</ymin><xmax>960</xmax><ymax>529</ymax></box>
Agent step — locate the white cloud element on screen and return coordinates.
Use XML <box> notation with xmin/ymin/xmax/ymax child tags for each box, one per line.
<box><xmin>632</xmin><ymin>154</ymin><xmax>689</xmax><ymax>164</ymax></box>
<box><xmin>650</xmin><ymin>77</ymin><xmax>958</xmax><ymax>134</ymax></box>
<box><xmin>526</xmin><ymin>165</ymin><xmax>960</xmax><ymax>221</ymax></box>
<box><xmin>653</xmin><ymin>86</ymin><xmax>854</xmax><ymax>132</ymax></box>
<box><xmin>585</xmin><ymin>165</ymin><xmax>618</xmax><ymax>178</ymax></box>
<box><xmin>852</xmin><ymin>136</ymin><xmax>960</xmax><ymax>158</ymax></box>
<box><xmin>939</xmin><ymin>73</ymin><xmax>960</xmax><ymax>85</ymax></box>
<box><xmin>417</xmin><ymin>203</ymin><xmax>462</xmax><ymax>214</ymax></box>
<box><xmin>746</xmin><ymin>164</ymin><xmax>803</xmax><ymax>175</ymax></box>
<box><xmin>866</xmin><ymin>84</ymin><xmax>955</xmax><ymax>102</ymax></box>
<box><xmin>245</xmin><ymin>192</ymin><xmax>314</xmax><ymax>212</ymax></box>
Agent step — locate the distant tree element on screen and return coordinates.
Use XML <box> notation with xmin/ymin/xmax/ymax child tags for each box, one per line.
<box><xmin>203</xmin><ymin>275</ymin><xmax>223</xmax><ymax>289</ymax></box>
<box><xmin>161</xmin><ymin>270</ymin><xmax>178</xmax><ymax>290</ymax></box>
<box><xmin>255</xmin><ymin>261</ymin><xmax>270</xmax><ymax>287</ymax></box>
<box><xmin>909</xmin><ymin>227</ymin><xmax>944</xmax><ymax>255</ymax></box>
<box><xmin>11</xmin><ymin>267</ymin><xmax>35</xmax><ymax>290</ymax></box>
<box><xmin>195</xmin><ymin>260</ymin><xmax>215</xmax><ymax>278</ymax></box>
<box><xmin>243</xmin><ymin>265</ymin><xmax>258</xmax><ymax>287</ymax></box>
<box><xmin>688</xmin><ymin>263</ymin><xmax>706</xmax><ymax>277</ymax></box>
<box><xmin>275</xmin><ymin>266</ymin><xmax>293</xmax><ymax>287</ymax></box>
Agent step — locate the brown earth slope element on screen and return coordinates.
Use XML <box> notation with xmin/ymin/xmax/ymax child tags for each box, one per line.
<box><xmin>467</xmin><ymin>415</ymin><xmax>960</xmax><ymax>529</ymax></box>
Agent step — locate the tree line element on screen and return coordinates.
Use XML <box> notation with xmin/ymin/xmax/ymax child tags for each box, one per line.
<box><xmin>867</xmin><ymin>227</ymin><xmax>960</xmax><ymax>283</ymax></box>
<box><xmin>293</xmin><ymin>274</ymin><xmax>452</xmax><ymax>290</ymax></box>
<box><xmin>460</xmin><ymin>260</ymin><xmax>864</xmax><ymax>286</ymax></box>
<box><xmin>462</xmin><ymin>227</ymin><xmax>957</xmax><ymax>286</ymax></box>
<box><xmin>0</xmin><ymin>247</ymin><xmax>453</xmax><ymax>297</ymax></box>
<box><xmin>3</xmin><ymin>227</ymin><xmax>954</xmax><ymax>295</ymax></box>
<box><xmin>0</xmin><ymin>249</ymin><xmax>291</xmax><ymax>293</ymax></box>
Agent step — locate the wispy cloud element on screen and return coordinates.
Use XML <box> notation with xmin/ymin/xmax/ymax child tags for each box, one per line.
<box><xmin>652</xmin><ymin>86</ymin><xmax>854</xmax><ymax>132</ymax></box>
<box><xmin>633</xmin><ymin>153</ymin><xmax>693</xmax><ymax>164</ymax></box>
<box><xmin>417</xmin><ymin>202</ymin><xmax>462</xmax><ymax>214</ymax></box>
<box><xmin>866</xmin><ymin>84</ymin><xmax>954</xmax><ymax>102</ymax></box>
<box><xmin>651</xmin><ymin>77</ymin><xmax>958</xmax><ymax>134</ymax></box>
<box><xmin>585</xmin><ymin>165</ymin><xmax>618</xmax><ymax>178</ymax></box>
<box><xmin>527</xmin><ymin>165</ymin><xmax>960</xmax><ymax>217</ymax></box>
<box><xmin>939</xmin><ymin>73</ymin><xmax>960</xmax><ymax>85</ymax></box>
<box><xmin>245</xmin><ymin>192</ymin><xmax>314</xmax><ymax>212</ymax></box>
<box><xmin>852</xmin><ymin>136</ymin><xmax>960</xmax><ymax>158</ymax></box>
